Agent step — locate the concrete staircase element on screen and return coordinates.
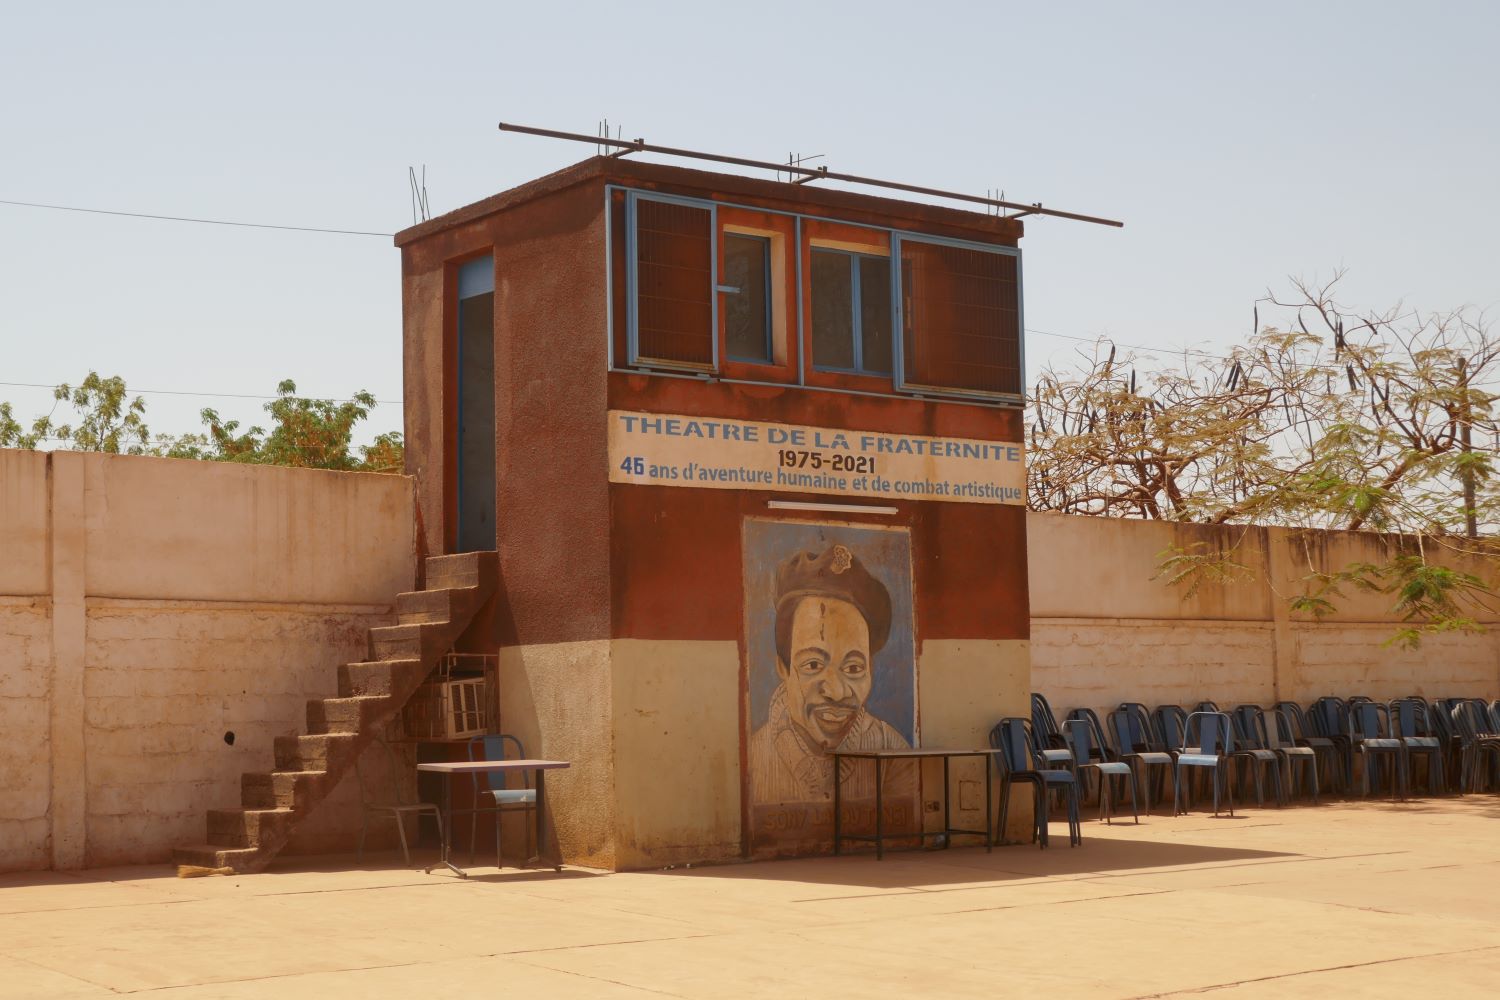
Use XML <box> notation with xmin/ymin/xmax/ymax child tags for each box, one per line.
<box><xmin>172</xmin><ymin>551</ymin><xmax>497</xmax><ymax>873</ymax></box>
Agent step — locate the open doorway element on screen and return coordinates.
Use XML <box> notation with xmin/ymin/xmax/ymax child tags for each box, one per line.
<box><xmin>456</xmin><ymin>256</ymin><xmax>496</xmax><ymax>553</ymax></box>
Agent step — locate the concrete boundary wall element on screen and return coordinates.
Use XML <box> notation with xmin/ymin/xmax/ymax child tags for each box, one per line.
<box><xmin>1029</xmin><ymin>513</ymin><xmax>1500</xmax><ymax>724</ymax></box>
<box><xmin>0</xmin><ymin>449</ymin><xmax>417</xmax><ymax>872</ymax></box>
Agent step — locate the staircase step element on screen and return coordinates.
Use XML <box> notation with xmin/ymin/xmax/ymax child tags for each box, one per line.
<box><xmin>306</xmin><ymin>695</ymin><xmax>390</xmax><ymax>735</ymax></box>
<box><xmin>241</xmin><ymin>770</ymin><xmax>329</xmax><ymax>810</ymax></box>
<box><xmin>395</xmin><ymin>588</ymin><xmax>454</xmax><ymax>625</ymax></box>
<box><xmin>207</xmin><ymin>808</ymin><xmax>294</xmax><ymax>849</ymax></box>
<box><xmin>424</xmin><ymin>552</ymin><xmax>486</xmax><ymax>590</ymax></box>
<box><xmin>368</xmin><ymin>623</ymin><xmax>447</xmax><ymax>661</ymax></box>
<box><xmin>173</xmin><ymin>844</ymin><xmax>264</xmax><ymax>870</ymax></box>
<box><xmin>274</xmin><ymin>732</ymin><xmax>357</xmax><ymax>771</ymax></box>
<box><xmin>338</xmin><ymin>659</ymin><xmax>423</xmax><ymax>698</ymax></box>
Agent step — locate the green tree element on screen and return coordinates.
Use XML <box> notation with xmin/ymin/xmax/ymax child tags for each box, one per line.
<box><xmin>0</xmin><ymin>372</ymin><xmax>150</xmax><ymax>453</ymax></box>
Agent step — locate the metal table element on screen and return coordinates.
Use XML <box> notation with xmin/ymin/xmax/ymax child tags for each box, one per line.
<box><xmin>830</xmin><ymin>747</ymin><xmax>1000</xmax><ymax>860</ymax></box>
<box><xmin>415</xmin><ymin>759</ymin><xmax>569</xmax><ymax>877</ymax></box>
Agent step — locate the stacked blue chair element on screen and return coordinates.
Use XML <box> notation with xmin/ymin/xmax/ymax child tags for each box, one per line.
<box><xmin>990</xmin><ymin>717</ymin><xmax>1082</xmax><ymax>848</ymax></box>
<box><xmin>1229</xmin><ymin>705</ymin><xmax>1287</xmax><ymax>807</ymax></box>
<box><xmin>1174</xmin><ymin>711</ymin><xmax>1236</xmax><ymax>817</ymax></box>
<box><xmin>1108</xmin><ymin>704</ymin><xmax>1174</xmax><ymax>814</ymax></box>
<box><xmin>1275</xmin><ymin>701</ymin><xmax>1342</xmax><ymax>794</ymax></box>
<box><xmin>1309</xmin><ymin>696</ymin><xmax>1356</xmax><ymax>792</ymax></box>
<box><xmin>1266</xmin><ymin>706</ymin><xmax>1320</xmax><ymax>803</ymax></box>
<box><xmin>1390</xmin><ymin>698</ymin><xmax>1445</xmax><ymax>795</ymax></box>
<box><xmin>1063</xmin><ymin>719</ymin><xmax>1139</xmax><ymax>824</ymax></box>
<box><xmin>1030</xmin><ymin>693</ymin><xmax>1077</xmax><ymax>769</ymax></box>
<box><xmin>1349</xmin><ymin>701</ymin><xmax>1407</xmax><ymax>799</ymax></box>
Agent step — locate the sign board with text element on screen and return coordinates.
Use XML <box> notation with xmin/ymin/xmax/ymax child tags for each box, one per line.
<box><xmin>607</xmin><ymin>409</ymin><xmax>1024</xmax><ymax>505</ymax></box>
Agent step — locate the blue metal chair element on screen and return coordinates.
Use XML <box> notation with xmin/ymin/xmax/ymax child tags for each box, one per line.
<box><xmin>1349</xmin><ymin>701</ymin><xmax>1407</xmax><ymax>800</ymax></box>
<box><xmin>1449</xmin><ymin>701</ymin><xmax>1500</xmax><ymax>793</ymax></box>
<box><xmin>1309</xmin><ymin>696</ymin><xmax>1356</xmax><ymax>792</ymax></box>
<box><xmin>1063</xmin><ymin>719</ymin><xmax>1139</xmax><ymax>824</ymax></box>
<box><xmin>1266</xmin><ymin>707</ymin><xmax>1320</xmax><ymax>803</ymax></box>
<box><xmin>1066</xmin><ymin>707</ymin><xmax>1115</xmax><ymax>763</ymax></box>
<box><xmin>1174</xmin><ymin>711</ymin><xmax>1235</xmax><ymax>817</ymax></box>
<box><xmin>1108</xmin><ymin>704</ymin><xmax>1173</xmax><ymax>814</ymax></box>
<box><xmin>1274</xmin><ymin>700</ymin><xmax>1341</xmax><ymax>794</ymax></box>
<box><xmin>1152</xmin><ymin>705</ymin><xmax>1190</xmax><ymax>751</ymax></box>
<box><xmin>465</xmin><ymin>734</ymin><xmax>537</xmax><ymax>866</ymax></box>
<box><xmin>1229</xmin><ymin>705</ymin><xmax>1288</xmax><ymax>807</ymax></box>
<box><xmin>990</xmin><ymin>718</ymin><xmax>1081</xmax><ymax>848</ymax></box>
<box><xmin>1390</xmin><ymin>698</ymin><xmax>1445</xmax><ymax>795</ymax></box>
<box><xmin>1030</xmin><ymin>693</ymin><xmax>1076</xmax><ymax>769</ymax></box>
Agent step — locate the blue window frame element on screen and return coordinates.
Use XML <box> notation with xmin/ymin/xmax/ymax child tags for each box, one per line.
<box><xmin>809</xmin><ymin>248</ymin><xmax>892</xmax><ymax>376</ymax></box>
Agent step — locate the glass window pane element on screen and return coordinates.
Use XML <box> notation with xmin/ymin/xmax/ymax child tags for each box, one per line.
<box><xmin>810</xmin><ymin>250</ymin><xmax>854</xmax><ymax>371</ymax></box>
<box><xmin>723</xmin><ymin>235</ymin><xmax>771</xmax><ymax>364</ymax></box>
<box><xmin>858</xmin><ymin>256</ymin><xmax>892</xmax><ymax>374</ymax></box>
<box><xmin>900</xmin><ymin>241</ymin><xmax>1020</xmax><ymax>395</ymax></box>
<box><xmin>636</xmin><ymin>199</ymin><xmax>714</xmax><ymax>366</ymax></box>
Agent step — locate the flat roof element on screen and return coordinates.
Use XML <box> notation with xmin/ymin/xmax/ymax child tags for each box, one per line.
<box><xmin>394</xmin><ymin>155</ymin><xmax>1026</xmax><ymax>248</ymax></box>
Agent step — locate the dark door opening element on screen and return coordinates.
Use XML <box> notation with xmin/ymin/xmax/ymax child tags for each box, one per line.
<box><xmin>457</xmin><ymin>256</ymin><xmax>496</xmax><ymax>553</ymax></box>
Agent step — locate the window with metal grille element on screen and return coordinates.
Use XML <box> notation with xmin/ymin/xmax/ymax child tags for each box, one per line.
<box><xmin>898</xmin><ymin>238</ymin><xmax>1021</xmax><ymax>399</ymax></box>
<box><xmin>632</xmin><ymin>197</ymin><xmax>714</xmax><ymax>368</ymax></box>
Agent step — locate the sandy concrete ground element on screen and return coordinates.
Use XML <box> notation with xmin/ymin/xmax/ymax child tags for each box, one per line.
<box><xmin>3</xmin><ymin>796</ymin><xmax>1499</xmax><ymax>999</ymax></box>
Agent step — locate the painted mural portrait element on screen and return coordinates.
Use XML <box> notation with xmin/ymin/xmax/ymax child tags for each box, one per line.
<box><xmin>743</xmin><ymin>520</ymin><xmax>917</xmax><ymax>852</ymax></box>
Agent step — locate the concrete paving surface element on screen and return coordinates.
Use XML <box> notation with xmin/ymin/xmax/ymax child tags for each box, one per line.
<box><xmin>3</xmin><ymin>797</ymin><xmax>1499</xmax><ymax>998</ymax></box>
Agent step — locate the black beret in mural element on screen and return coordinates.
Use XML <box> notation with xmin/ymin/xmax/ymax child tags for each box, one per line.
<box><xmin>774</xmin><ymin>544</ymin><xmax>893</xmax><ymax>656</ymax></box>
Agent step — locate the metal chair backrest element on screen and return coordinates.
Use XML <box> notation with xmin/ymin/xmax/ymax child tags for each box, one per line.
<box><xmin>1350</xmin><ymin>701</ymin><xmax>1390</xmax><ymax>740</ymax></box>
<box><xmin>1267</xmin><ymin>708</ymin><xmax>1297</xmax><ymax>751</ymax></box>
<box><xmin>1231</xmin><ymin>705</ymin><xmax>1271</xmax><ymax>750</ymax></box>
<box><xmin>467</xmin><ymin>734</ymin><xmax>527</xmax><ymax>793</ymax></box>
<box><xmin>1031</xmin><ymin>693</ymin><xmax>1063</xmax><ymax>749</ymax></box>
<box><xmin>1429</xmin><ymin>701</ymin><xmax>1458</xmax><ymax>744</ymax></box>
<box><xmin>1067</xmin><ymin>707</ymin><xmax>1111</xmax><ymax>758</ymax></box>
<box><xmin>1275</xmin><ymin>701</ymin><xmax>1313</xmax><ymax>740</ymax></box>
<box><xmin>1184</xmin><ymin>711</ymin><xmax>1234</xmax><ymax>756</ymax></box>
<box><xmin>1109</xmin><ymin>704</ymin><xmax>1153</xmax><ymax>754</ymax></box>
<box><xmin>1391</xmin><ymin>698</ymin><xmax>1430</xmax><ymax>739</ymax></box>
<box><xmin>1451</xmin><ymin>700</ymin><xmax>1491</xmax><ymax>742</ymax></box>
<box><xmin>1063</xmin><ymin>718</ymin><xmax>1095</xmax><ymax>766</ymax></box>
<box><xmin>1153</xmin><ymin>705</ymin><xmax>1189</xmax><ymax>751</ymax></box>
<box><xmin>1310</xmin><ymin>697</ymin><xmax>1350</xmax><ymax>737</ymax></box>
<box><xmin>1194</xmin><ymin>700</ymin><xmax>1222</xmax><ymax>715</ymax></box>
<box><xmin>990</xmin><ymin>717</ymin><xmax>1038</xmax><ymax>774</ymax></box>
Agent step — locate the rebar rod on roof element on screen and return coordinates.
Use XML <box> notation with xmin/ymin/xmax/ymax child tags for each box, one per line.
<box><xmin>497</xmin><ymin>121</ymin><xmax>1124</xmax><ymax>228</ymax></box>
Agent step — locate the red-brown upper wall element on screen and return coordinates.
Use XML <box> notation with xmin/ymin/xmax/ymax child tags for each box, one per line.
<box><xmin>395</xmin><ymin>156</ymin><xmax>1024</xmax><ymax>250</ymax></box>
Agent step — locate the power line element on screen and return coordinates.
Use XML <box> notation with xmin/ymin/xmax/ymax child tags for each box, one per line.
<box><xmin>0</xmin><ymin>198</ymin><xmax>392</xmax><ymax>238</ymax></box>
<box><xmin>0</xmin><ymin>381</ymin><xmax>401</xmax><ymax>406</ymax></box>
<box><xmin>1025</xmin><ymin>325</ymin><xmax>1228</xmax><ymax>362</ymax></box>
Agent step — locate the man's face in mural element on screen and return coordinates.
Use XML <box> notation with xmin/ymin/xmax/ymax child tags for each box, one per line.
<box><xmin>777</xmin><ymin>596</ymin><xmax>873</xmax><ymax>750</ymax></box>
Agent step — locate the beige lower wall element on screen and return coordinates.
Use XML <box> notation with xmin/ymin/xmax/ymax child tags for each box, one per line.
<box><xmin>611</xmin><ymin>639</ymin><xmax>741</xmax><ymax>870</ymax></box>
<box><xmin>495</xmin><ymin>639</ymin><xmax>617</xmax><ymax>870</ymax></box>
<box><xmin>0</xmin><ymin>598</ymin><xmax>53</xmax><ymax>871</ymax></box>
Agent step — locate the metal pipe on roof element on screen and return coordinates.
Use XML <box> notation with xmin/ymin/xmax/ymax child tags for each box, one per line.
<box><xmin>497</xmin><ymin>121</ymin><xmax>1124</xmax><ymax>229</ymax></box>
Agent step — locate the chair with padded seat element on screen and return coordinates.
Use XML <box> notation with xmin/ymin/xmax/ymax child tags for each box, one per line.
<box><xmin>1174</xmin><ymin>711</ymin><xmax>1236</xmax><ymax>817</ymax></box>
<box><xmin>1063</xmin><ymin>719</ymin><xmax>1139</xmax><ymax>824</ymax></box>
<box><xmin>1108</xmin><ymin>703</ymin><xmax>1174</xmax><ymax>814</ymax></box>
<box><xmin>354</xmin><ymin>736</ymin><xmax>444</xmax><ymax>867</ymax></box>
<box><xmin>466</xmin><ymin>734</ymin><xmax>538</xmax><ymax>867</ymax></box>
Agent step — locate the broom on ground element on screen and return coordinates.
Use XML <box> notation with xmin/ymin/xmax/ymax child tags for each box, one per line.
<box><xmin>176</xmin><ymin>864</ymin><xmax>235</xmax><ymax>878</ymax></box>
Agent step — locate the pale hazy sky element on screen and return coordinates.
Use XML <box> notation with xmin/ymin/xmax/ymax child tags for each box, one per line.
<box><xmin>2</xmin><ymin>1</ymin><xmax>1496</xmax><ymax>446</ymax></box>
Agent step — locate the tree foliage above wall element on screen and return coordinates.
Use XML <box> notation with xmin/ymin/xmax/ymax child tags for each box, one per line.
<box><xmin>0</xmin><ymin>375</ymin><xmax>402</xmax><ymax>473</ymax></box>
<box><xmin>1028</xmin><ymin>274</ymin><xmax>1499</xmax><ymax>645</ymax></box>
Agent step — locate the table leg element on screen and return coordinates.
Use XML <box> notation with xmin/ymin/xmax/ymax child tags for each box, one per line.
<box><xmin>984</xmin><ymin>754</ymin><xmax>993</xmax><ymax>851</ymax></box>
<box><xmin>942</xmin><ymin>755</ymin><xmax>952</xmax><ymax>850</ymax></box>
<box><xmin>427</xmin><ymin>774</ymin><xmax>467</xmax><ymax>878</ymax></box>
<box><xmin>833</xmin><ymin>754</ymin><xmax>843</xmax><ymax>856</ymax></box>
<box><xmin>535</xmin><ymin>768</ymin><xmax>560</xmax><ymax>871</ymax></box>
<box><xmin>875</xmin><ymin>757</ymin><xmax>885</xmax><ymax>861</ymax></box>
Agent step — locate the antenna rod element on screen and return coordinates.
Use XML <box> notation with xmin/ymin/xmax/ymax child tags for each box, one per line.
<box><xmin>497</xmin><ymin>121</ymin><xmax>1123</xmax><ymax>228</ymax></box>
